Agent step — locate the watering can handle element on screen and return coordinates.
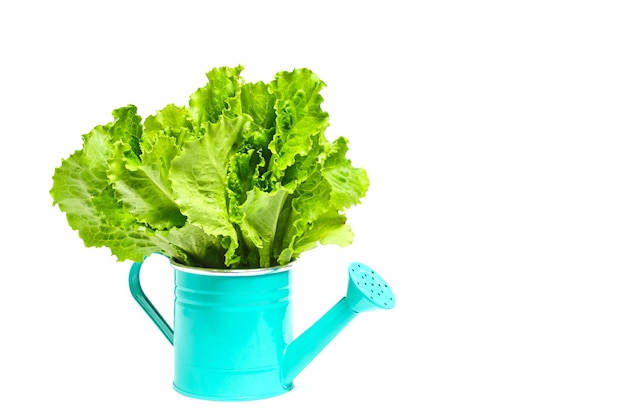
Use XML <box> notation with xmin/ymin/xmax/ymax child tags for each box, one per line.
<box><xmin>128</xmin><ymin>260</ymin><xmax>174</xmax><ymax>345</ymax></box>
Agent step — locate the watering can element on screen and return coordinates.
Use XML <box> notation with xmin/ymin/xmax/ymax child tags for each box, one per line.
<box><xmin>129</xmin><ymin>256</ymin><xmax>395</xmax><ymax>401</ymax></box>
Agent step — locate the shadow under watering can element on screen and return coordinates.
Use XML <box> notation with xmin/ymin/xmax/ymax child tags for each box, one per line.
<box><xmin>129</xmin><ymin>256</ymin><xmax>395</xmax><ymax>401</ymax></box>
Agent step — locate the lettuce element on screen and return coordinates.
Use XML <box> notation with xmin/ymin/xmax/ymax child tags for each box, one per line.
<box><xmin>51</xmin><ymin>66</ymin><xmax>369</xmax><ymax>269</ymax></box>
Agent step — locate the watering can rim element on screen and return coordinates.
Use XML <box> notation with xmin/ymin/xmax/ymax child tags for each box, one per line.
<box><xmin>170</xmin><ymin>258</ymin><xmax>294</xmax><ymax>277</ymax></box>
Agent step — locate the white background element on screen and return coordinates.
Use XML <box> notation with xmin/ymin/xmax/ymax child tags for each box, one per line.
<box><xmin>1</xmin><ymin>1</ymin><xmax>625</xmax><ymax>415</ymax></box>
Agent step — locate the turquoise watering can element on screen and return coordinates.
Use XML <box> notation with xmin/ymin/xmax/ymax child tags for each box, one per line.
<box><xmin>129</xmin><ymin>256</ymin><xmax>395</xmax><ymax>401</ymax></box>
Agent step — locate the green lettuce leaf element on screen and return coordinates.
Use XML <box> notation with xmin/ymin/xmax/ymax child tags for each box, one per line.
<box><xmin>169</xmin><ymin>114</ymin><xmax>250</xmax><ymax>267</ymax></box>
<box><xmin>50</xmin><ymin>119</ymin><xmax>174</xmax><ymax>261</ymax></box>
<box><xmin>107</xmin><ymin>106</ymin><xmax>186</xmax><ymax>230</ymax></box>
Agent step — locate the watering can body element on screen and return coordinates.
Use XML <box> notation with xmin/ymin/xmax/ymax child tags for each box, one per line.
<box><xmin>129</xmin><ymin>257</ymin><xmax>394</xmax><ymax>401</ymax></box>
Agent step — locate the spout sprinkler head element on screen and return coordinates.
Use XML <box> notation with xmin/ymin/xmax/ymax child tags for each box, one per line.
<box><xmin>346</xmin><ymin>262</ymin><xmax>396</xmax><ymax>313</ymax></box>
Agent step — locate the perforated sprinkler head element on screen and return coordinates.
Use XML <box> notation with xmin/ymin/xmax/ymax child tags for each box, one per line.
<box><xmin>346</xmin><ymin>262</ymin><xmax>396</xmax><ymax>313</ymax></box>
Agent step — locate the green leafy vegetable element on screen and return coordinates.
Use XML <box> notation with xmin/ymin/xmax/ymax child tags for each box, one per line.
<box><xmin>51</xmin><ymin>66</ymin><xmax>369</xmax><ymax>269</ymax></box>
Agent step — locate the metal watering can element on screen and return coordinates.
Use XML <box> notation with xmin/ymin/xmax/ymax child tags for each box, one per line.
<box><xmin>129</xmin><ymin>256</ymin><xmax>395</xmax><ymax>401</ymax></box>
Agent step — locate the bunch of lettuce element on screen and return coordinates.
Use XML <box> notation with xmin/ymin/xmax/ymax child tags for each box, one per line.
<box><xmin>50</xmin><ymin>66</ymin><xmax>369</xmax><ymax>269</ymax></box>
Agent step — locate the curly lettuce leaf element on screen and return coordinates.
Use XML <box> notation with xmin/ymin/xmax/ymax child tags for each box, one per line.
<box><xmin>189</xmin><ymin>66</ymin><xmax>244</xmax><ymax>127</ymax></box>
<box><xmin>239</xmin><ymin>188</ymin><xmax>289</xmax><ymax>268</ymax></box>
<box><xmin>321</xmin><ymin>136</ymin><xmax>370</xmax><ymax>211</ymax></box>
<box><xmin>50</xmin><ymin>120</ymin><xmax>174</xmax><ymax>261</ymax></box>
<box><xmin>107</xmin><ymin>106</ymin><xmax>186</xmax><ymax>230</ymax></box>
<box><xmin>267</xmin><ymin>68</ymin><xmax>329</xmax><ymax>187</ymax></box>
<box><xmin>169</xmin><ymin>114</ymin><xmax>250</xmax><ymax>267</ymax></box>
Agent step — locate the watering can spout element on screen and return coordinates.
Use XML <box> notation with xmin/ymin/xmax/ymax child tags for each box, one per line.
<box><xmin>281</xmin><ymin>262</ymin><xmax>395</xmax><ymax>385</ymax></box>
